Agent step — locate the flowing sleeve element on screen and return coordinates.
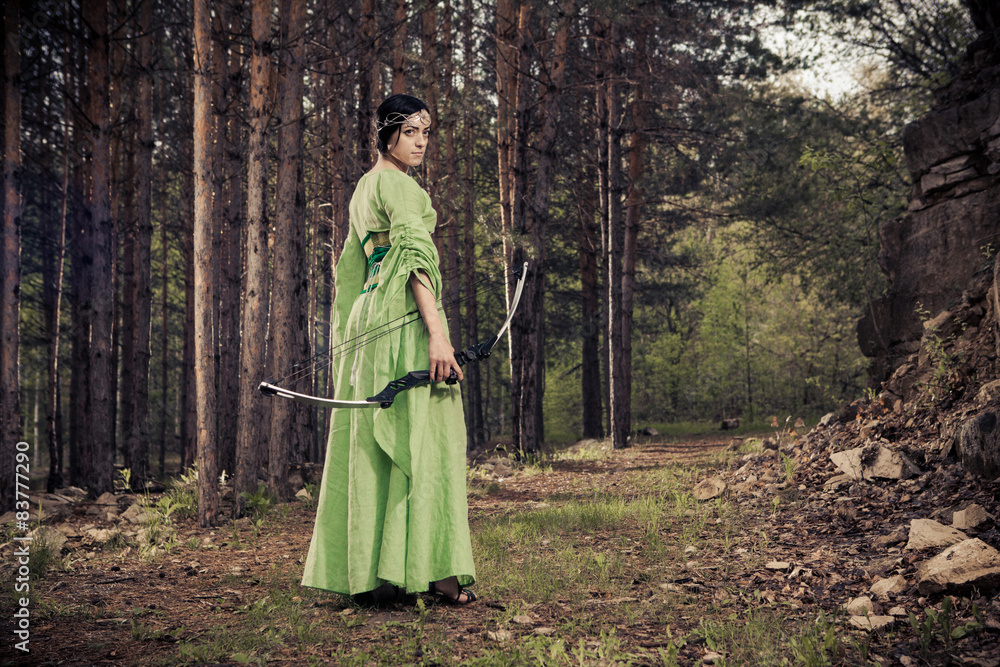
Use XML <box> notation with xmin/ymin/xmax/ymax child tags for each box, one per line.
<box><xmin>369</xmin><ymin>170</ymin><xmax>444</xmax><ymax>479</ymax></box>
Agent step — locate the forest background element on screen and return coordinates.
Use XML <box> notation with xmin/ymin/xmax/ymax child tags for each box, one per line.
<box><xmin>0</xmin><ymin>0</ymin><xmax>982</xmax><ymax>525</ymax></box>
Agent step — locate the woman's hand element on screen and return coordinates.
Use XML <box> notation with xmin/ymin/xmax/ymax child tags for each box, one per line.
<box><xmin>427</xmin><ymin>333</ymin><xmax>464</xmax><ymax>383</ymax></box>
<box><xmin>410</xmin><ymin>270</ymin><xmax>464</xmax><ymax>383</ymax></box>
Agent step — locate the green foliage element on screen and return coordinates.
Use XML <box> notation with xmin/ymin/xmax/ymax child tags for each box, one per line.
<box><xmin>240</xmin><ymin>483</ymin><xmax>277</xmax><ymax>519</ymax></box>
<box><xmin>908</xmin><ymin>597</ymin><xmax>983</xmax><ymax>660</ymax></box>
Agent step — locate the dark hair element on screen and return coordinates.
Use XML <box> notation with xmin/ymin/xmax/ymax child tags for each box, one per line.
<box><xmin>374</xmin><ymin>94</ymin><xmax>431</xmax><ymax>154</ymax></box>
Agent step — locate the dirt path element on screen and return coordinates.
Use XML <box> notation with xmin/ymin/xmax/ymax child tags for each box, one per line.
<box><xmin>4</xmin><ymin>432</ymin><xmax>999</xmax><ymax>666</ymax></box>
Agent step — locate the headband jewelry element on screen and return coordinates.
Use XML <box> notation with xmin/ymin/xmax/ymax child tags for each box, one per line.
<box><xmin>374</xmin><ymin>110</ymin><xmax>431</xmax><ymax>133</ymax></box>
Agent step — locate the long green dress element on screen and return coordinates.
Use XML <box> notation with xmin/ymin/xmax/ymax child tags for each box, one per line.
<box><xmin>301</xmin><ymin>169</ymin><xmax>476</xmax><ymax>595</ymax></box>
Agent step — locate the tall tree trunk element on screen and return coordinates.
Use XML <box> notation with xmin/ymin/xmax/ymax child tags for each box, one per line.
<box><xmin>216</xmin><ymin>0</ymin><xmax>243</xmax><ymax>478</ymax></box>
<box><xmin>577</xmin><ymin>168</ymin><xmax>603</xmax><ymax>439</ymax></box>
<box><xmin>268</xmin><ymin>0</ymin><xmax>309</xmax><ymax>497</ymax></box>
<box><xmin>356</xmin><ymin>0</ymin><xmax>375</xmax><ymax>181</ymax></box>
<box><xmin>619</xmin><ymin>22</ymin><xmax>648</xmax><ymax>448</ymax></box>
<box><xmin>180</xmin><ymin>123</ymin><xmax>197</xmax><ymax>472</ymax></box>
<box><xmin>0</xmin><ymin>0</ymin><xmax>23</xmax><ymax>508</ymax></box>
<box><xmin>80</xmin><ymin>0</ymin><xmax>116</xmax><ymax>496</ymax></box>
<box><xmin>605</xmin><ymin>23</ymin><xmax>628</xmax><ymax>449</ymax></box>
<box><xmin>68</xmin><ymin>12</ymin><xmax>87</xmax><ymax>485</ymax></box>
<box><xmin>158</xmin><ymin>157</ymin><xmax>170</xmax><ymax>477</ymax></box>
<box><xmin>462</xmin><ymin>0</ymin><xmax>483</xmax><ymax>447</ymax></box>
<box><xmin>193</xmin><ymin>0</ymin><xmax>219</xmax><ymax>527</ymax></box>
<box><xmin>123</xmin><ymin>0</ymin><xmax>155</xmax><ymax>483</ymax></box>
<box><xmin>593</xmin><ymin>18</ymin><xmax>611</xmax><ymax>436</ymax></box>
<box><xmin>392</xmin><ymin>0</ymin><xmax>408</xmax><ymax>94</ymax></box>
<box><xmin>235</xmin><ymin>0</ymin><xmax>272</xmax><ymax>516</ymax></box>
<box><xmin>46</xmin><ymin>85</ymin><xmax>70</xmax><ymax>492</ymax></box>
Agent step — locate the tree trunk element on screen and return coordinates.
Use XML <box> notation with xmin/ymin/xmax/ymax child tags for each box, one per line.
<box><xmin>80</xmin><ymin>0</ymin><xmax>116</xmax><ymax>496</ymax></box>
<box><xmin>193</xmin><ymin>0</ymin><xmax>219</xmax><ymax>527</ymax></box>
<box><xmin>392</xmin><ymin>0</ymin><xmax>408</xmax><ymax>94</ymax></box>
<box><xmin>46</xmin><ymin>81</ymin><xmax>70</xmax><ymax>492</ymax></box>
<box><xmin>578</xmin><ymin>168</ymin><xmax>603</xmax><ymax>439</ymax></box>
<box><xmin>619</xmin><ymin>22</ymin><xmax>649</xmax><ymax>448</ymax></box>
<box><xmin>268</xmin><ymin>0</ymin><xmax>310</xmax><ymax>497</ymax></box>
<box><xmin>462</xmin><ymin>0</ymin><xmax>483</xmax><ymax>447</ymax></box>
<box><xmin>235</xmin><ymin>0</ymin><xmax>272</xmax><ymax>517</ymax></box>
<box><xmin>1</xmin><ymin>0</ymin><xmax>23</xmax><ymax>508</ymax></box>
<box><xmin>216</xmin><ymin>1</ymin><xmax>243</xmax><ymax>478</ymax></box>
<box><xmin>605</xmin><ymin>23</ymin><xmax>628</xmax><ymax>450</ymax></box>
<box><xmin>158</xmin><ymin>156</ymin><xmax>170</xmax><ymax>477</ymax></box>
<box><xmin>123</xmin><ymin>0</ymin><xmax>155</xmax><ymax>483</ymax></box>
<box><xmin>593</xmin><ymin>18</ymin><xmax>611</xmax><ymax>436</ymax></box>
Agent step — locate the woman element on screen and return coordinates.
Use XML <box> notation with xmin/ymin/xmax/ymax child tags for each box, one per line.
<box><xmin>301</xmin><ymin>94</ymin><xmax>477</xmax><ymax>606</ymax></box>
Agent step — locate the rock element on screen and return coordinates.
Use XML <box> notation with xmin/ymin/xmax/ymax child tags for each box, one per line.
<box><xmin>953</xmin><ymin>504</ymin><xmax>993</xmax><ymax>531</ymax></box>
<box><xmin>511</xmin><ymin>615</ymin><xmax>533</xmax><ymax>626</ymax></box>
<box><xmin>845</xmin><ymin>596</ymin><xmax>874</xmax><ymax>615</ymax></box>
<box><xmin>762</xmin><ymin>437</ymin><xmax>778</xmax><ymax>451</ymax></box>
<box><xmin>824</xmin><ymin>474</ymin><xmax>852</xmax><ymax>492</ymax></box>
<box><xmin>720</xmin><ymin>418</ymin><xmax>740</xmax><ymax>430</ymax></box>
<box><xmin>637</xmin><ymin>427</ymin><xmax>659</xmax><ymax>436</ymax></box>
<box><xmin>693</xmin><ymin>477</ymin><xmax>726</xmax><ymax>501</ymax></box>
<box><xmin>82</xmin><ymin>528</ymin><xmax>120</xmax><ymax>546</ymax></box>
<box><xmin>905</xmin><ymin>519</ymin><xmax>967</xmax><ymax>550</ymax></box>
<box><xmin>294</xmin><ymin>487</ymin><xmax>313</xmax><ymax>501</ymax></box>
<box><xmin>849</xmin><ymin>615</ymin><xmax>896</xmax><ymax>631</ymax></box>
<box><xmin>29</xmin><ymin>526</ymin><xmax>67</xmax><ymax>553</ymax></box>
<box><xmin>119</xmin><ymin>503</ymin><xmax>151</xmax><ymax>525</ymax></box>
<box><xmin>534</xmin><ymin>627</ymin><xmax>556</xmax><ymax>636</ymax></box>
<box><xmin>889</xmin><ymin>606</ymin><xmax>908</xmax><ymax>616</ymax></box>
<box><xmin>818</xmin><ymin>412</ymin><xmax>836</xmax><ymax>427</ymax></box>
<box><xmin>870</xmin><ymin>575</ymin><xmax>907</xmax><ymax>598</ymax></box>
<box><xmin>872</xmin><ymin>525</ymin><xmax>909</xmax><ymax>549</ymax></box>
<box><xmin>916</xmin><ymin>538</ymin><xmax>1000</xmax><ymax>595</ymax></box>
<box><xmin>830</xmin><ymin>445</ymin><xmax>920</xmax><ymax>481</ymax></box>
<box><xmin>94</xmin><ymin>492</ymin><xmax>118</xmax><ymax>506</ymax></box>
<box><xmin>975</xmin><ymin>380</ymin><xmax>1000</xmax><ymax>407</ymax></box>
<box><xmin>487</xmin><ymin>629</ymin><xmax>512</xmax><ymax>642</ymax></box>
<box><xmin>702</xmin><ymin>651</ymin><xmax>725</xmax><ymax>664</ymax></box>
<box><xmin>958</xmin><ymin>411</ymin><xmax>1000</xmax><ymax>480</ymax></box>
<box><xmin>765</xmin><ymin>561</ymin><xmax>790</xmax><ymax>571</ymax></box>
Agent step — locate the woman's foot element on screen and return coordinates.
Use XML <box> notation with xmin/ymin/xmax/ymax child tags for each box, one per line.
<box><xmin>428</xmin><ymin>577</ymin><xmax>477</xmax><ymax>605</ymax></box>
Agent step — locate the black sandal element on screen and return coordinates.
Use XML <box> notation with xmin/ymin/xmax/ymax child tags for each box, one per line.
<box><xmin>427</xmin><ymin>581</ymin><xmax>478</xmax><ymax>605</ymax></box>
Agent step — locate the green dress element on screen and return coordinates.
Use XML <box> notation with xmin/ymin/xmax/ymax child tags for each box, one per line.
<box><xmin>301</xmin><ymin>169</ymin><xmax>476</xmax><ymax>595</ymax></box>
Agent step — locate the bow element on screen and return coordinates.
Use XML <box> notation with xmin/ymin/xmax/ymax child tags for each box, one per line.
<box><xmin>258</xmin><ymin>262</ymin><xmax>528</xmax><ymax>409</ymax></box>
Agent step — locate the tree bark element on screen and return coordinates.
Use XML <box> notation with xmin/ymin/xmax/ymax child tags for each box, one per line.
<box><xmin>462</xmin><ymin>0</ymin><xmax>483</xmax><ymax>447</ymax></box>
<box><xmin>578</xmin><ymin>167</ymin><xmax>603</xmax><ymax>439</ymax></box>
<box><xmin>268</xmin><ymin>0</ymin><xmax>310</xmax><ymax>497</ymax></box>
<box><xmin>193</xmin><ymin>0</ymin><xmax>219</xmax><ymax>527</ymax></box>
<box><xmin>1</xmin><ymin>0</ymin><xmax>23</xmax><ymax>508</ymax></box>
<box><xmin>605</xmin><ymin>23</ymin><xmax>628</xmax><ymax>449</ymax></box>
<box><xmin>392</xmin><ymin>0</ymin><xmax>408</xmax><ymax>94</ymax></box>
<box><xmin>80</xmin><ymin>0</ymin><xmax>116</xmax><ymax>496</ymax></box>
<box><xmin>235</xmin><ymin>0</ymin><xmax>272</xmax><ymax>517</ymax></box>
<box><xmin>123</xmin><ymin>0</ymin><xmax>155</xmax><ymax>483</ymax></box>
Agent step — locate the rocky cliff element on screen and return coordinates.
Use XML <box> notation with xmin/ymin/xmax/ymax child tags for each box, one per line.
<box><xmin>858</xmin><ymin>25</ymin><xmax>1000</xmax><ymax>380</ymax></box>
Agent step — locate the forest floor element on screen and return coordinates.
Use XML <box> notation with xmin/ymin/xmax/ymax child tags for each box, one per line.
<box><xmin>3</xmin><ymin>426</ymin><xmax>1000</xmax><ymax>666</ymax></box>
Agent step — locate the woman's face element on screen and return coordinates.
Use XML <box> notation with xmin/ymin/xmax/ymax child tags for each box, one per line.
<box><xmin>387</xmin><ymin>110</ymin><xmax>431</xmax><ymax>168</ymax></box>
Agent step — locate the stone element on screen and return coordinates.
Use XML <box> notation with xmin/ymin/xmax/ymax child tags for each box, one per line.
<box><xmin>849</xmin><ymin>615</ymin><xmax>896</xmax><ymax>631</ymax></box>
<box><xmin>958</xmin><ymin>411</ymin><xmax>1000</xmax><ymax>480</ymax></box>
<box><xmin>872</xmin><ymin>525</ymin><xmax>909</xmax><ymax>549</ymax></box>
<box><xmin>82</xmin><ymin>528</ymin><xmax>120</xmax><ymax>546</ymax></box>
<box><xmin>119</xmin><ymin>503</ymin><xmax>151</xmax><ymax>525</ymax></box>
<box><xmin>534</xmin><ymin>627</ymin><xmax>556</xmax><ymax>636</ymax></box>
<box><xmin>905</xmin><ymin>519</ymin><xmax>967</xmax><ymax>550</ymax></box>
<box><xmin>637</xmin><ymin>427</ymin><xmax>659</xmax><ymax>436</ymax></box>
<box><xmin>765</xmin><ymin>561</ymin><xmax>790</xmax><ymax>571</ymax></box>
<box><xmin>29</xmin><ymin>526</ymin><xmax>67</xmax><ymax>553</ymax></box>
<box><xmin>830</xmin><ymin>445</ymin><xmax>920</xmax><ymax>481</ymax></box>
<box><xmin>975</xmin><ymin>380</ymin><xmax>1000</xmax><ymax>407</ymax></box>
<box><xmin>870</xmin><ymin>575</ymin><xmax>907</xmax><ymax>598</ymax></box>
<box><xmin>702</xmin><ymin>651</ymin><xmax>725</xmax><ymax>664</ymax></box>
<box><xmin>693</xmin><ymin>477</ymin><xmax>726</xmax><ymax>501</ymax></box>
<box><xmin>720</xmin><ymin>418</ymin><xmax>740</xmax><ymax>430</ymax></box>
<box><xmin>916</xmin><ymin>538</ymin><xmax>1000</xmax><ymax>595</ymax></box>
<box><xmin>294</xmin><ymin>487</ymin><xmax>313</xmax><ymax>501</ymax></box>
<box><xmin>511</xmin><ymin>615</ymin><xmax>533</xmax><ymax>626</ymax></box>
<box><xmin>830</xmin><ymin>448</ymin><xmax>864</xmax><ymax>479</ymax></box>
<box><xmin>889</xmin><ymin>606</ymin><xmax>908</xmax><ymax>616</ymax></box>
<box><xmin>845</xmin><ymin>596</ymin><xmax>874</xmax><ymax>615</ymax></box>
<box><xmin>864</xmin><ymin>446</ymin><xmax>921</xmax><ymax>480</ymax></box>
<box><xmin>824</xmin><ymin>474</ymin><xmax>852</xmax><ymax>492</ymax></box>
<box><xmin>94</xmin><ymin>492</ymin><xmax>118</xmax><ymax>506</ymax></box>
<box><xmin>953</xmin><ymin>504</ymin><xmax>992</xmax><ymax>531</ymax></box>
